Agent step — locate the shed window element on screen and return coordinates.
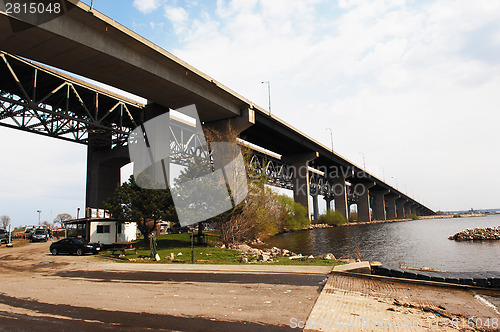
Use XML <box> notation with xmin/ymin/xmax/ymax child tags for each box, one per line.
<box><xmin>117</xmin><ymin>223</ymin><xmax>122</xmax><ymax>234</ymax></box>
<box><xmin>96</xmin><ymin>225</ymin><xmax>110</xmax><ymax>233</ymax></box>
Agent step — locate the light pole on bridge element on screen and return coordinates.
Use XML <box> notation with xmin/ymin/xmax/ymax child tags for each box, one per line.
<box><xmin>261</xmin><ymin>81</ymin><xmax>271</xmax><ymax>115</ymax></box>
<box><xmin>391</xmin><ymin>176</ymin><xmax>398</xmax><ymax>190</ymax></box>
<box><xmin>359</xmin><ymin>152</ymin><xmax>366</xmax><ymax>170</ymax></box>
<box><xmin>326</xmin><ymin>128</ymin><xmax>334</xmax><ymax>152</ymax></box>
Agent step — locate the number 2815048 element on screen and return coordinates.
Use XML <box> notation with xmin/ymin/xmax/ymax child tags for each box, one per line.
<box><xmin>5</xmin><ymin>2</ymin><xmax>61</xmax><ymax>15</ymax></box>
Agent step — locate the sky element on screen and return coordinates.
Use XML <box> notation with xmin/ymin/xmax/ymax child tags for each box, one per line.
<box><xmin>1</xmin><ymin>0</ymin><xmax>500</xmax><ymax>227</ymax></box>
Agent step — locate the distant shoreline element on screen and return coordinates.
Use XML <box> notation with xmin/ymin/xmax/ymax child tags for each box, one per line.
<box><xmin>308</xmin><ymin>213</ymin><xmax>487</xmax><ymax>230</ymax></box>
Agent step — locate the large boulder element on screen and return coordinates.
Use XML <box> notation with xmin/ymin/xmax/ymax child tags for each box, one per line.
<box><xmin>258</xmin><ymin>253</ymin><xmax>270</xmax><ymax>262</ymax></box>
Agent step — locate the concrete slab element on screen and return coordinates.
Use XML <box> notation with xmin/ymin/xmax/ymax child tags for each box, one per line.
<box><xmin>332</xmin><ymin>261</ymin><xmax>371</xmax><ymax>274</ymax></box>
<box><xmin>304</xmin><ymin>273</ymin><xmax>499</xmax><ymax>332</ymax></box>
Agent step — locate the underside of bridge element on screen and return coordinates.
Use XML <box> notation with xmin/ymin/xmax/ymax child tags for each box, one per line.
<box><xmin>0</xmin><ymin>1</ymin><xmax>435</xmax><ymax>222</ymax></box>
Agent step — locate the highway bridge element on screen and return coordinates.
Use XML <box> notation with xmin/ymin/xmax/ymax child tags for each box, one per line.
<box><xmin>0</xmin><ymin>0</ymin><xmax>434</xmax><ymax>222</ymax></box>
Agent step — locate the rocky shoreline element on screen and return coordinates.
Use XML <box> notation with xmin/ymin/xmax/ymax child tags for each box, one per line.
<box><xmin>229</xmin><ymin>243</ymin><xmax>340</xmax><ymax>263</ymax></box>
<box><xmin>448</xmin><ymin>226</ymin><xmax>500</xmax><ymax>241</ymax></box>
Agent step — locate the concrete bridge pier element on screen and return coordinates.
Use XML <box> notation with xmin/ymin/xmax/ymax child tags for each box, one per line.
<box><xmin>385</xmin><ymin>194</ymin><xmax>399</xmax><ymax>220</ymax></box>
<box><xmin>86</xmin><ymin>131</ymin><xmax>130</xmax><ymax>210</ymax></box>
<box><xmin>396</xmin><ymin>198</ymin><xmax>407</xmax><ymax>219</ymax></box>
<box><xmin>283</xmin><ymin>152</ymin><xmax>319</xmax><ymax>221</ymax></box>
<box><xmin>404</xmin><ymin>201</ymin><xmax>413</xmax><ymax>218</ymax></box>
<box><xmin>371</xmin><ymin>189</ymin><xmax>390</xmax><ymax>220</ymax></box>
<box><xmin>416</xmin><ymin>207</ymin><xmax>423</xmax><ymax>216</ymax></box>
<box><xmin>410</xmin><ymin>204</ymin><xmax>417</xmax><ymax>216</ymax></box>
<box><xmin>355</xmin><ymin>182</ymin><xmax>375</xmax><ymax>222</ymax></box>
<box><xmin>312</xmin><ymin>194</ymin><xmax>319</xmax><ymax>221</ymax></box>
<box><xmin>324</xmin><ymin>196</ymin><xmax>333</xmax><ymax>212</ymax></box>
<box><xmin>331</xmin><ymin>176</ymin><xmax>349</xmax><ymax>220</ymax></box>
<box><xmin>206</xmin><ymin>107</ymin><xmax>255</xmax><ymax>136</ymax></box>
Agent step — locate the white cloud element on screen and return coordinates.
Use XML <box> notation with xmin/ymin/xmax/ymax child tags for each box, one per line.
<box><xmin>157</xmin><ymin>0</ymin><xmax>500</xmax><ymax>210</ymax></box>
<box><xmin>165</xmin><ymin>6</ymin><xmax>189</xmax><ymax>24</ymax></box>
<box><xmin>133</xmin><ymin>0</ymin><xmax>163</xmax><ymax>14</ymax></box>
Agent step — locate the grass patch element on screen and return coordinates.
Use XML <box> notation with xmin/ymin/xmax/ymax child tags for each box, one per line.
<box><xmin>0</xmin><ymin>238</ymin><xmax>30</xmax><ymax>249</ymax></box>
<box><xmin>99</xmin><ymin>232</ymin><xmax>343</xmax><ymax>266</ymax></box>
<box><xmin>101</xmin><ymin>232</ymin><xmax>242</xmax><ymax>264</ymax></box>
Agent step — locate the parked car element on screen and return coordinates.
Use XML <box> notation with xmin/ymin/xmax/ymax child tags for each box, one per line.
<box><xmin>31</xmin><ymin>228</ymin><xmax>48</xmax><ymax>242</ymax></box>
<box><xmin>24</xmin><ymin>227</ymin><xmax>34</xmax><ymax>240</ymax></box>
<box><xmin>50</xmin><ymin>238</ymin><xmax>101</xmax><ymax>256</ymax></box>
<box><xmin>0</xmin><ymin>229</ymin><xmax>7</xmax><ymax>244</ymax></box>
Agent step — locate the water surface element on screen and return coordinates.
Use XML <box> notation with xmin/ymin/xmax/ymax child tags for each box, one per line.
<box><xmin>265</xmin><ymin>215</ymin><xmax>500</xmax><ymax>272</ymax></box>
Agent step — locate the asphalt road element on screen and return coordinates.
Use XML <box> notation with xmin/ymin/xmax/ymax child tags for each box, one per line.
<box><xmin>0</xmin><ymin>241</ymin><xmax>331</xmax><ymax>331</ymax></box>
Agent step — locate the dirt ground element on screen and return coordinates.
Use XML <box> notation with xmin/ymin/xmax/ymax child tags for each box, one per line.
<box><xmin>0</xmin><ymin>241</ymin><xmax>331</xmax><ymax>331</ymax></box>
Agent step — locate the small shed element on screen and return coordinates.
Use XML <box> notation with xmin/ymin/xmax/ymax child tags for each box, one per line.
<box><xmin>66</xmin><ymin>218</ymin><xmax>137</xmax><ymax>245</ymax></box>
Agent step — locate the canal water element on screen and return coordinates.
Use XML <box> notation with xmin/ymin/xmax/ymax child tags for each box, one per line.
<box><xmin>265</xmin><ymin>215</ymin><xmax>500</xmax><ymax>272</ymax></box>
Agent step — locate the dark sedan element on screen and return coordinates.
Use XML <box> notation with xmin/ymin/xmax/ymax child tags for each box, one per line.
<box><xmin>50</xmin><ymin>238</ymin><xmax>101</xmax><ymax>256</ymax></box>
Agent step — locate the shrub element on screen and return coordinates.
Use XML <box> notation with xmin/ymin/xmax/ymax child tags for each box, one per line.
<box><xmin>278</xmin><ymin>195</ymin><xmax>310</xmax><ymax>231</ymax></box>
<box><xmin>409</xmin><ymin>213</ymin><xmax>419</xmax><ymax>220</ymax></box>
<box><xmin>317</xmin><ymin>210</ymin><xmax>347</xmax><ymax>226</ymax></box>
<box><xmin>349</xmin><ymin>211</ymin><xmax>359</xmax><ymax>222</ymax></box>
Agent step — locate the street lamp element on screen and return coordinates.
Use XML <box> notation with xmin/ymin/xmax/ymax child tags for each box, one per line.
<box><xmin>326</xmin><ymin>128</ymin><xmax>334</xmax><ymax>152</ymax></box>
<box><xmin>391</xmin><ymin>176</ymin><xmax>398</xmax><ymax>189</ymax></box>
<box><xmin>77</xmin><ymin>207</ymin><xmax>80</xmax><ymax>219</ymax></box>
<box><xmin>261</xmin><ymin>81</ymin><xmax>271</xmax><ymax>115</ymax></box>
<box><xmin>359</xmin><ymin>152</ymin><xmax>366</xmax><ymax>170</ymax></box>
<box><xmin>36</xmin><ymin>210</ymin><xmax>41</xmax><ymax>225</ymax></box>
<box><xmin>379</xmin><ymin>167</ymin><xmax>385</xmax><ymax>181</ymax></box>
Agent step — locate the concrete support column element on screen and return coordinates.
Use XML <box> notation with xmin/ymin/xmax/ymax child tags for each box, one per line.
<box><xmin>385</xmin><ymin>195</ymin><xmax>399</xmax><ymax>220</ymax></box>
<box><xmin>371</xmin><ymin>190</ymin><xmax>389</xmax><ymax>220</ymax></box>
<box><xmin>404</xmin><ymin>202</ymin><xmax>412</xmax><ymax>218</ymax></box>
<box><xmin>416</xmin><ymin>207</ymin><xmax>423</xmax><ymax>216</ymax></box>
<box><xmin>324</xmin><ymin>196</ymin><xmax>333</xmax><ymax>211</ymax></box>
<box><xmin>331</xmin><ymin>177</ymin><xmax>349</xmax><ymax>219</ymax></box>
<box><xmin>312</xmin><ymin>194</ymin><xmax>319</xmax><ymax>221</ymax></box>
<box><xmin>355</xmin><ymin>182</ymin><xmax>375</xmax><ymax>222</ymax></box>
<box><xmin>86</xmin><ymin>132</ymin><xmax>130</xmax><ymax>210</ymax></box>
<box><xmin>205</xmin><ymin>107</ymin><xmax>255</xmax><ymax>135</ymax></box>
<box><xmin>283</xmin><ymin>152</ymin><xmax>319</xmax><ymax>221</ymax></box>
<box><xmin>396</xmin><ymin>199</ymin><xmax>406</xmax><ymax>219</ymax></box>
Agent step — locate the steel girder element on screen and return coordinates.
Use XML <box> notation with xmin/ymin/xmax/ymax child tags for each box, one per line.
<box><xmin>249</xmin><ymin>152</ymin><xmax>358</xmax><ymax>201</ymax></box>
<box><xmin>0</xmin><ymin>51</ymin><xmax>141</xmax><ymax>147</ymax></box>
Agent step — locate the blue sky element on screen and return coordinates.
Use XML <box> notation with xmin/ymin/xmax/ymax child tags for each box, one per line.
<box><xmin>2</xmin><ymin>0</ymin><xmax>500</xmax><ymax>227</ymax></box>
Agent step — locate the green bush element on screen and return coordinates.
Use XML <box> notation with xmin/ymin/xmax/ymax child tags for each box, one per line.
<box><xmin>317</xmin><ymin>210</ymin><xmax>347</xmax><ymax>226</ymax></box>
<box><xmin>409</xmin><ymin>213</ymin><xmax>419</xmax><ymax>220</ymax></box>
<box><xmin>278</xmin><ymin>195</ymin><xmax>310</xmax><ymax>231</ymax></box>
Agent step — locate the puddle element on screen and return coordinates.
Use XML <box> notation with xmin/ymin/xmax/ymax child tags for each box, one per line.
<box><xmin>34</xmin><ymin>261</ymin><xmax>52</xmax><ymax>266</ymax></box>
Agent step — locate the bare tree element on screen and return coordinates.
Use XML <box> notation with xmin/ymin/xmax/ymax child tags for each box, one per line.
<box><xmin>1</xmin><ymin>215</ymin><xmax>11</xmax><ymax>229</ymax></box>
<box><xmin>42</xmin><ymin>220</ymin><xmax>53</xmax><ymax>229</ymax></box>
<box><xmin>53</xmin><ymin>213</ymin><xmax>72</xmax><ymax>228</ymax></box>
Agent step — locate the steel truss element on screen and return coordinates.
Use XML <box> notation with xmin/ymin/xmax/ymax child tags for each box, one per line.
<box><xmin>249</xmin><ymin>152</ymin><xmax>358</xmax><ymax>201</ymax></box>
<box><xmin>0</xmin><ymin>52</ymin><xmax>142</xmax><ymax>147</ymax></box>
